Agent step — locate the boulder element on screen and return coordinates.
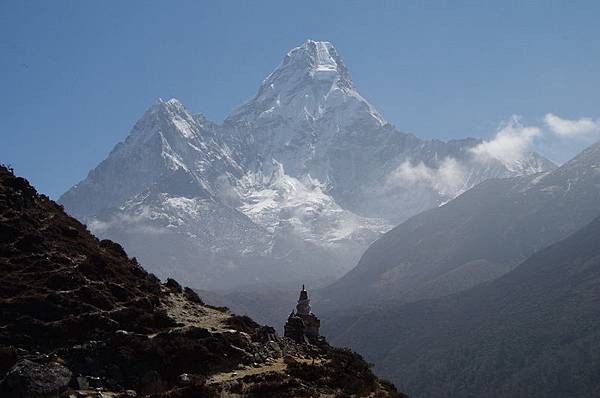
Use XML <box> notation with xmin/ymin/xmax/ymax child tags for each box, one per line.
<box><xmin>183</xmin><ymin>287</ymin><xmax>203</xmax><ymax>304</ymax></box>
<box><xmin>283</xmin><ymin>355</ymin><xmax>298</xmax><ymax>365</ymax></box>
<box><xmin>165</xmin><ymin>278</ymin><xmax>183</xmax><ymax>293</ymax></box>
<box><xmin>75</xmin><ymin>375</ymin><xmax>89</xmax><ymax>389</ymax></box>
<box><xmin>177</xmin><ymin>373</ymin><xmax>190</xmax><ymax>384</ymax></box>
<box><xmin>3</xmin><ymin>359</ymin><xmax>72</xmax><ymax>397</ymax></box>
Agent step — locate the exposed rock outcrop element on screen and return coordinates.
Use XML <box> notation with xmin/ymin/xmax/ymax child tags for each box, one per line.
<box><xmin>4</xmin><ymin>360</ymin><xmax>71</xmax><ymax>397</ymax></box>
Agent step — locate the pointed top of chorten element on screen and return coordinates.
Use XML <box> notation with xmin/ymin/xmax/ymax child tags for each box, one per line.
<box><xmin>296</xmin><ymin>284</ymin><xmax>311</xmax><ymax>315</ymax></box>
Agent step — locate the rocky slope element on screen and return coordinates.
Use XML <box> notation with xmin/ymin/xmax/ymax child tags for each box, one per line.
<box><xmin>322</xmin><ymin>141</ymin><xmax>600</xmax><ymax>310</ymax></box>
<box><xmin>326</xmin><ymin>212</ymin><xmax>600</xmax><ymax>398</ymax></box>
<box><xmin>59</xmin><ymin>40</ymin><xmax>554</xmax><ymax>291</ymax></box>
<box><xmin>0</xmin><ymin>165</ymin><xmax>405</xmax><ymax>398</ymax></box>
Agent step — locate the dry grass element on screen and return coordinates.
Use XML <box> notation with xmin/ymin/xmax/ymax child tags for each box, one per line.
<box><xmin>207</xmin><ymin>357</ymin><xmax>324</xmax><ymax>384</ymax></box>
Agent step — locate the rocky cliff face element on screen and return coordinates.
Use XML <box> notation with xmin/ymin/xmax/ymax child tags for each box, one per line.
<box><xmin>0</xmin><ymin>165</ymin><xmax>405</xmax><ymax>398</ymax></box>
<box><xmin>59</xmin><ymin>40</ymin><xmax>555</xmax><ymax>291</ymax></box>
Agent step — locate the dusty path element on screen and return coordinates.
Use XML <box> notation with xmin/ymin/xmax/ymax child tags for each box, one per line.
<box><xmin>207</xmin><ymin>357</ymin><xmax>324</xmax><ymax>384</ymax></box>
<box><xmin>160</xmin><ymin>289</ymin><xmax>231</xmax><ymax>332</ymax></box>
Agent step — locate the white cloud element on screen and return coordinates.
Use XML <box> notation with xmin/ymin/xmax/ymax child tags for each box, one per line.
<box><xmin>386</xmin><ymin>117</ymin><xmax>547</xmax><ymax>199</ymax></box>
<box><xmin>385</xmin><ymin>113</ymin><xmax>600</xmax><ymax>198</ymax></box>
<box><xmin>544</xmin><ymin>113</ymin><xmax>600</xmax><ymax>139</ymax></box>
<box><xmin>388</xmin><ymin>157</ymin><xmax>467</xmax><ymax>197</ymax></box>
<box><xmin>88</xmin><ymin>206</ymin><xmax>167</xmax><ymax>236</ymax></box>
<box><xmin>470</xmin><ymin>116</ymin><xmax>541</xmax><ymax>166</ymax></box>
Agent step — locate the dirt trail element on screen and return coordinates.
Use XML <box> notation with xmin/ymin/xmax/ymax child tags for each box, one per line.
<box><xmin>207</xmin><ymin>357</ymin><xmax>324</xmax><ymax>384</ymax></box>
<box><xmin>160</xmin><ymin>289</ymin><xmax>231</xmax><ymax>332</ymax></box>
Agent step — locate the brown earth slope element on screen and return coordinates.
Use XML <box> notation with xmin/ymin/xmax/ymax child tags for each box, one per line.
<box><xmin>0</xmin><ymin>165</ymin><xmax>405</xmax><ymax>398</ymax></box>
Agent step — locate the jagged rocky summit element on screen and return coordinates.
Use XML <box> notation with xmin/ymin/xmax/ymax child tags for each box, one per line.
<box><xmin>59</xmin><ymin>40</ymin><xmax>555</xmax><ymax>291</ymax></box>
<box><xmin>0</xmin><ymin>165</ymin><xmax>406</xmax><ymax>397</ymax></box>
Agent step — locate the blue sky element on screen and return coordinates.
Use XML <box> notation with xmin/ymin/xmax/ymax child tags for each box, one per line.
<box><xmin>1</xmin><ymin>0</ymin><xmax>600</xmax><ymax>198</ymax></box>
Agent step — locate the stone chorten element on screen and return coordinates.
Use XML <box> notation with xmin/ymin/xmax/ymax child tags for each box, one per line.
<box><xmin>284</xmin><ymin>285</ymin><xmax>322</xmax><ymax>344</ymax></box>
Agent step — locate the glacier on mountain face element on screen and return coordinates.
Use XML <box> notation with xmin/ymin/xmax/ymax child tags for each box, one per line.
<box><xmin>59</xmin><ymin>40</ymin><xmax>556</xmax><ymax>291</ymax></box>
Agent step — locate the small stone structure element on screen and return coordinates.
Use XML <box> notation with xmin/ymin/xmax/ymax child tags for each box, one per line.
<box><xmin>284</xmin><ymin>285</ymin><xmax>322</xmax><ymax>344</ymax></box>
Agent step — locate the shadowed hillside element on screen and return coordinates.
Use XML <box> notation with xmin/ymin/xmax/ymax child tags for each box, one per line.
<box><xmin>323</xmin><ymin>141</ymin><xmax>600</xmax><ymax>310</ymax></box>
<box><xmin>0</xmin><ymin>165</ymin><xmax>405</xmax><ymax>398</ymax></box>
<box><xmin>327</xmin><ymin>213</ymin><xmax>600</xmax><ymax>397</ymax></box>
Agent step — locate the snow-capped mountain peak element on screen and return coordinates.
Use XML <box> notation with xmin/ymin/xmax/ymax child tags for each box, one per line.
<box><xmin>60</xmin><ymin>40</ymin><xmax>557</xmax><ymax>291</ymax></box>
<box><xmin>283</xmin><ymin>40</ymin><xmax>344</xmax><ymax>80</ymax></box>
<box><xmin>226</xmin><ymin>39</ymin><xmax>383</xmax><ymax>126</ymax></box>
<box><xmin>128</xmin><ymin>97</ymin><xmax>198</xmax><ymax>143</ymax></box>
<box><xmin>222</xmin><ymin>40</ymin><xmax>387</xmax><ymax>181</ymax></box>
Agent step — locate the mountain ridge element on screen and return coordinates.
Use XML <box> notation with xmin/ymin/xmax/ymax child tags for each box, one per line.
<box><xmin>59</xmin><ymin>39</ymin><xmax>555</xmax><ymax>290</ymax></box>
<box><xmin>325</xmin><ymin>210</ymin><xmax>600</xmax><ymax>398</ymax></box>
<box><xmin>322</xmin><ymin>140</ymin><xmax>600</xmax><ymax>311</ymax></box>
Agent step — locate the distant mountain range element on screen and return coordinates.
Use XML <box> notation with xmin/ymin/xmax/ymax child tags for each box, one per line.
<box><xmin>326</xmin><ymin>203</ymin><xmax>600</xmax><ymax>398</ymax></box>
<box><xmin>322</xmin><ymin>141</ymin><xmax>600</xmax><ymax>310</ymax></box>
<box><xmin>59</xmin><ymin>40</ymin><xmax>554</xmax><ymax>290</ymax></box>
<box><xmin>311</xmin><ymin>139</ymin><xmax>600</xmax><ymax>397</ymax></box>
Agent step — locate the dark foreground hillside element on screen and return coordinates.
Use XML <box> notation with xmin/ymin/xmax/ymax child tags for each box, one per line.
<box><xmin>0</xmin><ymin>165</ymin><xmax>405</xmax><ymax>398</ymax></box>
<box><xmin>328</xmin><ymin>212</ymin><xmax>600</xmax><ymax>397</ymax></box>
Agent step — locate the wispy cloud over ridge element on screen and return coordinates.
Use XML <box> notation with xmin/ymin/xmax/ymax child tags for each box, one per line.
<box><xmin>471</xmin><ymin>116</ymin><xmax>541</xmax><ymax>166</ymax></box>
<box><xmin>544</xmin><ymin>113</ymin><xmax>600</xmax><ymax>139</ymax></box>
<box><xmin>387</xmin><ymin>157</ymin><xmax>467</xmax><ymax>198</ymax></box>
<box><xmin>385</xmin><ymin>112</ymin><xmax>600</xmax><ymax>201</ymax></box>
